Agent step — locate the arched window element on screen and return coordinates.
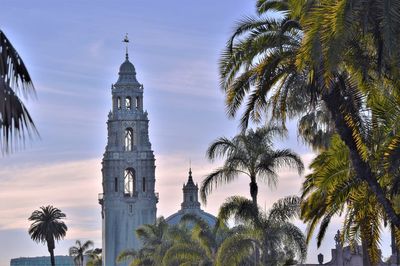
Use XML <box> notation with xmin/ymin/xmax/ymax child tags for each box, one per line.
<box><xmin>124</xmin><ymin>128</ymin><xmax>133</xmax><ymax>151</ymax></box>
<box><xmin>126</xmin><ymin>96</ymin><xmax>131</xmax><ymax>110</ymax></box>
<box><xmin>117</xmin><ymin>97</ymin><xmax>121</xmax><ymax>110</ymax></box>
<box><xmin>142</xmin><ymin>177</ymin><xmax>146</xmax><ymax>192</ymax></box>
<box><xmin>114</xmin><ymin>177</ymin><xmax>118</xmax><ymax>192</ymax></box>
<box><xmin>124</xmin><ymin>168</ymin><xmax>135</xmax><ymax>196</ymax></box>
<box><xmin>135</xmin><ymin>97</ymin><xmax>140</xmax><ymax>110</ymax></box>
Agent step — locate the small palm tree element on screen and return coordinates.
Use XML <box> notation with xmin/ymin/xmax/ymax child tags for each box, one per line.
<box><xmin>218</xmin><ymin>195</ymin><xmax>307</xmax><ymax>265</ymax></box>
<box><xmin>69</xmin><ymin>240</ymin><xmax>94</xmax><ymax>266</ymax></box>
<box><xmin>28</xmin><ymin>205</ymin><xmax>67</xmax><ymax>266</ymax></box>
<box><xmin>0</xmin><ymin>30</ymin><xmax>37</xmax><ymax>152</ymax></box>
<box><xmin>201</xmin><ymin>126</ymin><xmax>304</xmax><ymax>207</ymax></box>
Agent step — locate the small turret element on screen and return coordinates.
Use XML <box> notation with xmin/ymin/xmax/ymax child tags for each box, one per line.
<box><xmin>181</xmin><ymin>168</ymin><xmax>201</xmax><ymax>210</ymax></box>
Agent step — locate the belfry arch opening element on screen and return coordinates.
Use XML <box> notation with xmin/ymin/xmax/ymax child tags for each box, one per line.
<box><xmin>124</xmin><ymin>168</ymin><xmax>136</xmax><ymax>196</ymax></box>
<box><xmin>125</xmin><ymin>128</ymin><xmax>133</xmax><ymax>151</ymax></box>
<box><xmin>126</xmin><ymin>96</ymin><xmax>132</xmax><ymax>110</ymax></box>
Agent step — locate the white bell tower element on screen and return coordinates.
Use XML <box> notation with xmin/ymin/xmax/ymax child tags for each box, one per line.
<box><xmin>99</xmin><ymin>38</ymin><xmax>158</xmax><ymax>266</ymax></box>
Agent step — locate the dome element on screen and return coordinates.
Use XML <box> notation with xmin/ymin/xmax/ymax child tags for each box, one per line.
<box><xmin>165</xmin><ymin>168</ymin><xmax>217</xmax><ymax>227</ymax></box>
<box><xmin>119</xmin><ymin>59</ymin><xmax>136</xmax><ymax>74</ymax></box>
<box><xmin>165</xmin><ymin>208</ymin><xmax>217</xmax><ymax>227</ymax></box>
<box><xmin>116</xmin><ymin>55</ymin><xmax>140</xmax><ymax>85</ymax></box>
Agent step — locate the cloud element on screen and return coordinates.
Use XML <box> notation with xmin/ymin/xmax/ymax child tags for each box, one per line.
<box><xmin>0</xmin><ymin>158</ymin><xmax>102</xmax><ymax>232</ymax></box>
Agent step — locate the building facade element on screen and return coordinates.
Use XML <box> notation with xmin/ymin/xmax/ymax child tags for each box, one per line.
<box><xmin>99</xmin><ymin>51</ymin><xmax>158</xmax><ymax>266</ymax></box>
<box><xmin>297</xmin><ymin>231</ymin><xmax>396</xmax><ymax>266</ymax></box>
<box><xmin>10</xmin><ymin>256</ymin><xmax>74</xmax><ymax>266</ymax></box>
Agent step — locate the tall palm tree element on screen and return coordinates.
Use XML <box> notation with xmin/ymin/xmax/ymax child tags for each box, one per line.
<box><xmin>201</xmin><ymin>126</ymin><xmax>304</xmax><ymax>207</ymax></box>
<box><xmin>28</xmin><ymin>205</ymin><xmax>68</xmax><ymax>266</ymax></box>
<box><xmin>219</xmin><ymin>0</ymin><xmax>400</xmax><ymax>228</ymax></box>
<box><xmin>301</xmin><ymin>134</ymin><xmax>385</xmax><ymax>265</ymax></box>
<box><xmin>0</xmin><ymin>30</ymin><xmax>37</xmax><ymax>152</ymax></box>
<box><xmin>69</xmin><ymin>240</ymin><xmax>94</xmax><ymax>266</ymax></box>
<box><xmin>217</xmin><ymin>195</ymin><xmax>307</xmax><ymax>265</ymax></box>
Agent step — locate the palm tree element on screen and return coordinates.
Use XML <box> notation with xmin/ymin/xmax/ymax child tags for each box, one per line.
<box><xmin>28</xmin><ymin>205</ymin><xmax>68</xmax><ymax>266</ymax></box>
<box><xmin>201</xmin><ymin>126</ymin><xmax>304</xmax><ymax>207</ymax></box>
<box><xmin>219</xmin><ymin>0</ymin><xmax>400</xmax><ymax>228</ymax></box>
<box><xmin>302</xmin><ymin>86</ymin><xmax>400</xmax><ymax>263</ymax></box>
<box><xmin>69</xmin><ymin>240</ymin><xmax>94</xmax><ymax>266</ymax></box>
<box><xmin>217</xmin><ymin>195</ymin><xmax>307</xmax><ymax>265</ymax></box>
<box><xmin>0</xmin><ymin>30</ymin><xmax>37</xmax><ymax>152</ymax></box>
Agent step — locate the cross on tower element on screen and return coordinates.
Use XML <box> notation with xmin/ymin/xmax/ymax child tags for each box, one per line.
<box><xmin>123</xmin><ymin>33</ymin><xmax>130</xmax><ymax>59</ymax></box>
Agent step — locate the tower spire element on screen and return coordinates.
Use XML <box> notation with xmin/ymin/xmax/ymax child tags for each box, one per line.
<box><xmin>123</xmin><ymin>33</ymin><xmax>129</xmax><ymax>60</ymax></box>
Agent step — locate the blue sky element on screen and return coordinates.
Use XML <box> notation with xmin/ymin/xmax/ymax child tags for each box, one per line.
<box><xmin>0</xmin><ymin>1</ymin><xmax>392</xmax><ymax>265</ymax></box>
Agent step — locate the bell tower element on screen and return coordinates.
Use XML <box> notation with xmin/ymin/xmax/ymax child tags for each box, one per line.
<box><xmin>99</xmin><ymin>40</ymin><xmax>158</xmax><ymax>266</ymax></box>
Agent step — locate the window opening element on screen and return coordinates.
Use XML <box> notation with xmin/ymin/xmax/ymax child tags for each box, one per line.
<box><xmin>124</xmin><ymin>168</ymin><xmax>135</xmax><ymax>196</ymax></box>
<box><xmin>136</xmin><ymin>97</ymin><xmax>140</xmax><ymax>109</ymax></box>
<box><xmin>190</xmin><ymin>195</ymin><xmax>193</xmax><ymax>202</ymax></box>
<box><xmin>142</xmin><ymin>177</ymin><xmax>146</xmax><ymax>192</ymax></box>
<box><xmin>114</xmin><ymin>177</ymin><xmax>118</xmax><ymax>192</ymax></box>
<box><xmin>117</xmin><ymin>97</ymin><xmax>121</xmax><ymax>110</ymax></box>
<box><xmin>126</xmin><ymin>97</ymin><xmax>131</xmax><ymax>110</ymax></box>
<box><xmin>124</xmin><ymin>128</ymin><xmax>133</xmax><ymax>151</ymax></box>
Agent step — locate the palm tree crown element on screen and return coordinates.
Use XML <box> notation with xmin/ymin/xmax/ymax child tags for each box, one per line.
<box><xmin>201</xmin><ymin>126</ymin><xmax>304</xmax><ymax>206</ymax></box>
<box><xmin>217</xmin><ymin>195</ymin><xmax>307</xmax><ymax>265</ymax></box>
<box><xmin>28</xmin><ymin>205</ymin><xmax>67</xmax><ymax>266</ymax></box>
<box><xmin>69</xmin><ymin>239</ymin><xmax>94</xmax><ymax>266</ymax></box>
<box><xmin>0</xmin><ymin>30</ymin><xmax>37</xmax><ymax>153</ymax></box>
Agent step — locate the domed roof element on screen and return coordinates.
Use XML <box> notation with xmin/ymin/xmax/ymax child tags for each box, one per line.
<box><xmin>116</xmin><ymin>54</ymin><xmax>140</xmax><ymax>85</ymax></box>
<box><xmin>119</xmin><ymin>58</ymin><xmax>136</xmax><ymax>74</ymax></box>
<box><xmin>165</xmin><ymin>208</ymin><xmax>217</xmax><ymax>227</ymax></box>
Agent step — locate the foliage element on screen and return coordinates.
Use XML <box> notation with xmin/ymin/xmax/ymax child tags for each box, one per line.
<box><xmin>85</xmin><ymin>248</ymin><xmax>102</xmax><ymax>266</ymax></box>
<box><xmin>118</xmin><ymin>204</ymin><xmax>303</xmax><ymax>266</ymax></box>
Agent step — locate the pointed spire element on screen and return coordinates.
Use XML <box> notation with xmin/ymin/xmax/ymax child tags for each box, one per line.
<box><xmin>188</xmin><ymin>167</ymin><xmax>194</xmax><ymax>185</ymax></box>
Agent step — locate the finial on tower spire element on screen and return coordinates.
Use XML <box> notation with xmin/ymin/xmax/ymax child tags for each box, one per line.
<box><xmin>123</xmin><ymin>33</ymin><xmax>129</xmax><ymax>60</ymax></box>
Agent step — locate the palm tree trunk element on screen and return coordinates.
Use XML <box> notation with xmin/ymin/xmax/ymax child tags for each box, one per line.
<box><xmin>361</xmin><ymin>238</ymin><xmax>371</xmax><ymax>266</ymax></box>
<box><xmin>322</xmin><ymin>88</ymin><xmax>400</xmax><ymax>228</ymax></box>
<box><xmin>249</xmin><ymin>178</ymin><xmax>258</xmax><ymax>207</ymax></box>
<box><xmin>49</xmin><ymin>249</ymin><xmax>55</xmax><ymax>266</ymax></box>
<box><xmin>391</xmin><ymin>224</ymin><xmax>400</xmax><ymax>264</ymax></box>
<box><xmin>47</xmin><ymin>237</ymin><xmax>56</xmax><ymax>266</ymax></box>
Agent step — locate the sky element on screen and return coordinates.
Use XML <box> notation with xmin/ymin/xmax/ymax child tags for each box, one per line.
<box><xmin>0</xmin><ymin>1</ymin><xmax>393</xmax><ymax>265</ymax></box>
